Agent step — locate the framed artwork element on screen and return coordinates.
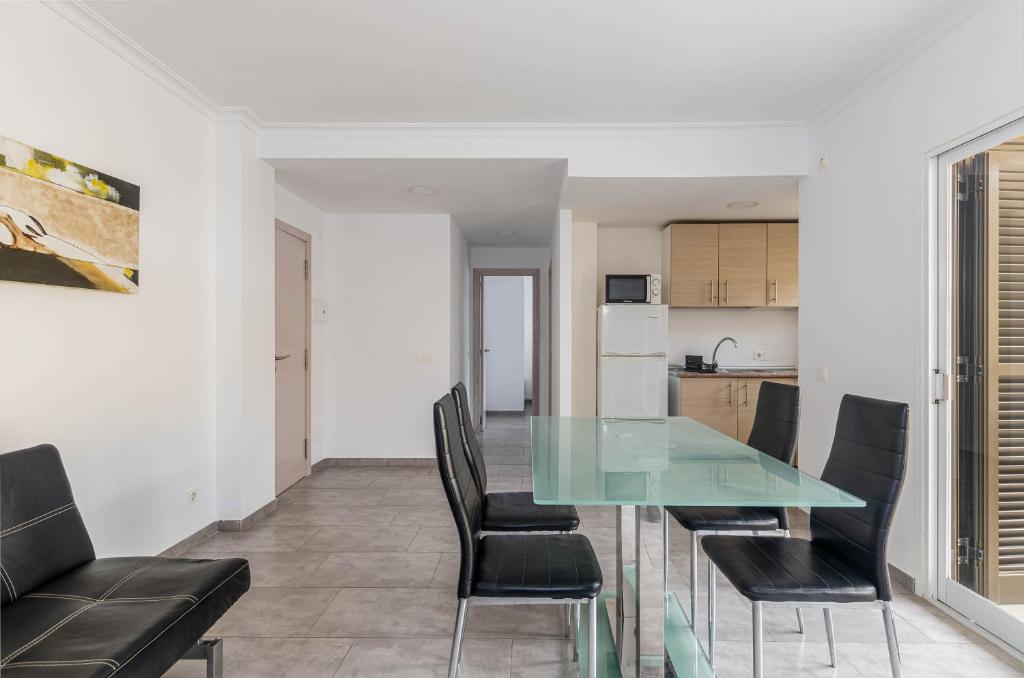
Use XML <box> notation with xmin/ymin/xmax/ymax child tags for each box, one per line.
<box><xmin>0</xmin><ymin>135</ymin><xmax>140</xmax><ymax>293</ymax></box>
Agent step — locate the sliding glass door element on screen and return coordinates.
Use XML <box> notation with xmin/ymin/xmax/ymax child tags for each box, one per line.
<box><xmin>937</xmin><ymin>122</ymin><xmax>1024</xmax><ymax>649</ymax></box>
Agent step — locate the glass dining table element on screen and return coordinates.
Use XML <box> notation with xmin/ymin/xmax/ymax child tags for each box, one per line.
<box><xmin>530</xmin><ymin>416</ymin><xmax>865</xmax><ymax>678</ymax></box>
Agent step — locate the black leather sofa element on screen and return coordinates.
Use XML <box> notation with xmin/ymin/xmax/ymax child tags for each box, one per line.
<box><xmin>0</xmin><ymin>444</ymin><xmax>250</xmax><ymax>677</ymax></box>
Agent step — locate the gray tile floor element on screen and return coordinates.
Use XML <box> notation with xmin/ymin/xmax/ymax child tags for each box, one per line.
<box><xmin>166</xmin><ymin>413</ymin><xmax>1024</xmax><ymax>677</ymax></box>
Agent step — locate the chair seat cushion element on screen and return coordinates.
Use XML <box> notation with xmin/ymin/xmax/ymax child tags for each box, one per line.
<box><xmin>701</xmin><ymin>536</ymin><xmax>877</xmax><ymax>604</ymax></box>
<box><xmin>667</xmin><ymin>506</ymin><xmax>780</xmax><ymax>532</ymax></box>
<box><xmin>482</xmin><ymin>492</ymin><xmax>580</xmax><ymax>532</ymax></box>
<box><xmin>0</xmin><ymin>556</ymin><xmax>249</xmax><ymax>677</ymax></box>
<box><xmin>472</xmin><ymin>534</ymin><xmax>602</xmax><ymax>599</ymax></box>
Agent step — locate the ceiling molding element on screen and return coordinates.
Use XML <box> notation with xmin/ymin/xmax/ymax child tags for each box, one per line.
<box><xmin>257</xmin><ymin>121</ymin><xmax>808</xmax><ymax>140</ymax></box>
<box><xmin>807</xmin><ymin>0</ymin><xmax>994</xmax><ymax>130</ymax></box>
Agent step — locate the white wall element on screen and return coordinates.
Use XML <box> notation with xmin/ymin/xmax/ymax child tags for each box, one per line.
<box><xmin>214</xmin><ymin>121</ymin><xmax>277</xmax><ymax>522</ymax></box>
<box><xmin>0</xmin><ymin>2</ymin><xmax>218</xmax><ymax>555</ymax></box>
<box><xmin>470</xmin><ymin>247</ymin><xmax>552</xmax><ymax>415</ymax></box>
<box><xmin>484</xmin><ymin>277</ymin><xmax>527</xmax><ymax>411</ymax></box>
<box><xmin>799</xmin><ymin>0</ymin><xmax>1024</xmax><ymax>586</ymax></box>
<box><xmin>551</xmin><ymin>210</ymin><xmax>574</xmax><ymax>415</ymax></box>
<box><xmin>572</xmin><ymin>223</ymin><xmax>599</xmax><ymax>415</ymax></box>
<box><xmin>596</xmin><ymin>225</ymin><xmax>665</xmax><ymax>303</ymax></box>
<box><xmin>275</xmin><ymin>185</ymin><xmax>328</xmax><ymax>462</ymax></box>
<box><xmin>323</xmin><ymin>214</ymin><xmax>454</xmax><ymax>458</ymax></box>
<box><xmin>450</xmin><ymin>220</ymin><xmax>470</xmax><ymax>391</ymax></box>
<box><xmin>669</xmin><ymin>308</ymin><xmax>798</xmax><ymax>367</ymax></box>
<box><xmin>523</xmin><ymin>277</ymin><xmax>533</xmax><ymax>398</ymax></box>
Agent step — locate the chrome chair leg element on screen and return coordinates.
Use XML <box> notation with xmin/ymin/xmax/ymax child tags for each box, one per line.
<box><xmin>573</xmin><ymin>603</ymin><xmax>581</xmax><ymax>663</ymax></box>
<box><xmin>752</xmin><ymin>601</ymin><xmax>764</xmax><ymax>678</ymax></box>
<box><xmin>823</xmin><ymin>608</ymin><xmax>837</xmax><ymax>668</ymax></box>
<box><xmin>448</xmin><ymin>599</ymin><xmax>468</xmax><ymax>678</ymax></box>
<box><xmin>564</xmin><ymin>603</ymin><xmax>571</xmax><ymax>638</ymax></box>
<box><xmin>708</xmin><ymin>558</ymin><xmax>716</xmax><ymax>666</ymax></box>
<box><xmin>690</xmin><ymin>531</ymin><xmax>698</xmax><ymax>626</ymax></box>
<box><xmin>588</xmin><ymin>597</ymin><xmax>598</xmax><ymax>678</ymax></box>
<box><xmin>882</xmin><ymin>601</ymin><xmax>903</xmax><ymax>678</ymax></box>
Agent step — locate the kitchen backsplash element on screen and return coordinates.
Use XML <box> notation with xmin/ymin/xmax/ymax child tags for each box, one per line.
<box><xmin>668</xmin><ymin>307</ymin><xmax>798</xmax><ymax>367</ymax></box>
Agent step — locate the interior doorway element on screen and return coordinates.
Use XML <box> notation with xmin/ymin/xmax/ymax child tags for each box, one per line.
<box><xmin>472</xmin><ymin>268</ymin><xmax>541</xmax><ymax>431</ymax></box>
<box><xmin>274</xmin><ymin>219</ymin><xmax>311</xmax><ymax>495</ymax></box>
<box><xmin>936</xmin><ymin>121</ymin><xmax>1024</xmax><ymax>649</ymax></box>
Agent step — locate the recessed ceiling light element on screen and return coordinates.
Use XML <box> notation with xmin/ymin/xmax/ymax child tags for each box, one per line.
<box><xmin>726</xmin><ymin>200</ymin><xmax>759</xmax><ymax>210</ymax></box>
<box><xmin>407</xmin><ymin>186</ymin><xmax>437</xmax><ymax>195</ymax></box>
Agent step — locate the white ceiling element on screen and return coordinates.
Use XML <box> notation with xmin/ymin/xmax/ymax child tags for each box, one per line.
<box><xmin>563</xmin><ymin>176</ymin><xmax>799</xmax><ymax>225</ymax></box>
<box><xmin>86</xmin><ymin>0</ymin><xmax>956</xmax><ymax>124</ymax></box>
<box><xmin>270</xmin><ymin>158</ymin><xmax>566</xmax><ymax>245</ymax></box>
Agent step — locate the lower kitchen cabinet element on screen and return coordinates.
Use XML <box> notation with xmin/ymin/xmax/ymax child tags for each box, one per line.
<box><xmin>676</xmin><ymin>376</ymin><xmax>797</xmax><ymax>444</ymax></box>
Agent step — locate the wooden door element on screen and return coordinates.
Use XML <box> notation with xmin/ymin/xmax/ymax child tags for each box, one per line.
<box><xmin>668</xmin><ymin>224</ymin><xmax>719</xmax><ymax>306</ymax></box>
<box><xmin>737</xmin><ymin>378</ymin><xmax>798</xmax><ymax>444</ymax></box>
<box><xmin>767</xmin><ymin>223</ymin><xmax>799</xmax><ymax>307</ymax></box>
<box><xmin>275</xmin><ymin>222</ymin><xmax>310</xmax><ymax>495</ymax></box>
<box><xmin>678</xmin><ymin>378</ymin><xmax>737</xmax><ymax>437</ymax></box>
<box><xmin>719</xmin><ymin>223</ymin><xmax>767</xmax><ymax>307</ymax></box>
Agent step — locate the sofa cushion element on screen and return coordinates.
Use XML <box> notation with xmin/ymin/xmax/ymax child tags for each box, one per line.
<box><xmin>0</xmin><ymin>556</ymin><xmax>250</xmax><ymax>677</ymax></box>
<box><xmin>1</xmin><ymin>445</ymin><xmax>95</xmax><ymax>606</ymax></box>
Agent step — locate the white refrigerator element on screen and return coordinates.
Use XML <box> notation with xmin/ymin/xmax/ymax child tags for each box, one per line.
<box><xmin>597</xmin><ymin>304</ymin><xmax>669</xmax><ymax>418</ymax></box>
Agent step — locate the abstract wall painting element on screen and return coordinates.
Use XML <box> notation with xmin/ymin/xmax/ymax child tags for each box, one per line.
<box><xmin>0</xmin><ymin>135</ymin><xmax>140</xmax><ymax>293</ymax></box>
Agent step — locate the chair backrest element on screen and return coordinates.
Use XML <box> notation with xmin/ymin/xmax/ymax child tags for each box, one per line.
<box><xmin>810</xmin><ymin>395</ymin><xmax>909</xmax><ymax>601</ymax></box>
<box><xmin>1</xmin><ymin>445</ymin><xmax>96</xmax><ymax>606</ymax></box>
<box><xmin>451</xmin><ymin>382</ymin><xmax>487</xmax><ymax>496</ymax></box>
<box><xmin>747</xmin><ymin>381</ymin><xmax>800</xmax><ymax>530</ymax></box>
<box><xmin>433</xmin><ymin>393</ymin><xmax>483</xmax><ymax>599</ymax></box>
<box><xmin>746</xmin><ymin>381</ymin><xmax>800</xmax><ymax>463</ymax></box>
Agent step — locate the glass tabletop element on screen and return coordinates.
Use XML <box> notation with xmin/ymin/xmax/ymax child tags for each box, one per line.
<box><xmin>530</xmin><ymin>416</ymin><xmax>865</xmax><ymax>508</ymax></box>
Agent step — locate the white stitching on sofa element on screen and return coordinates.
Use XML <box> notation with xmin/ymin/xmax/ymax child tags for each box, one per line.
<box><xmin>1</xmin><ymin>560</ymin><xmax>163</xmax><ymax>666</ymax></box>
<box><xmin>0</xmin><ymin>563</ymin><xmax>18</xmax><ymax>598</ymax></box>
<box><xmin>0</xmin><ymin>504</ymin><xmax>75</xmax><ymax>538</ymax></box>
<box><xmin>4</xmin><ymin>659</ymin><xmax>120</xmax><ymax>671</ymax></box>
<box><xmin>107</xmin><ymin>562</ymin><xmax>248</xmax><ymax>677</ymax></box>
<box><xmin>24</xmin><ymin>593</ymin><xmax>199</xmax><ymax>604</ymax></box>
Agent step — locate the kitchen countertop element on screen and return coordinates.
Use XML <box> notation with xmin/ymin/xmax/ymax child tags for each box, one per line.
<box><xmin>671</xmin><ymin>368</ymin><xmax>798</xmax><ymax>379</ymax></box>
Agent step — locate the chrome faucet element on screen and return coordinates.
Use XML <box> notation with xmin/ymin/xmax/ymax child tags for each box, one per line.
<box><xmin>711</xmin><ymin>336</ymin><xmax>738</xmax><ymax>370</ymax></box>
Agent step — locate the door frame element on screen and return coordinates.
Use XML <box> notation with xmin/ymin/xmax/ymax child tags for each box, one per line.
<box><xmin>933</xmin><ymin>118</ymin><xmax>1024</xmax><ymax>650</ymax></box>
<box><xmin>275</xmin><ymin>219</ymin><xmax>312</xmax><ymax>489</ymax></box>
<box><xmin>472</xmin><ymin>268</ymin><xmax>541</xmax><ymax>430</ymax></box>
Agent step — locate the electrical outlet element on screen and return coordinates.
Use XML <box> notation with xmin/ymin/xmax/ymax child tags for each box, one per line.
<box><xmin>753</xmin><ymin>350</ymin><xmax>771</xmax><ymax>361</ymax></box>
<box><xmin>817</xmin><ymin>366</ymin><xmax>830</xmax><ymax>382</ymax></box>
<box><xmin>415</xmin><ymin>353</ymin><xmax>433</xmax><ymax>363</ymax></box>
<box><xmin>186</xmin><ymin>488</ymin><xmax>198</xmax><ymax>504</ymax></box>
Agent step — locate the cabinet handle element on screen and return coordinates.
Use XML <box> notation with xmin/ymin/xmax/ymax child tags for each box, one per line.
<box><xmin>743</xmin><ymin>382</ymin><xmax>749</xmax><ymax>406</ymax></box>
<box><xmin>727</xmin><ymin>381</ymin><xmax>732</xmax><ymax>405</ymax></box>
<box><xmin>708</xmin><ymin>279</ymin><xmax>713</xmax><ymax>304</ymax></box>
<box><xmin>771</xmin><ymin>279</ymin><xmax>778</xmax><ymax>304</ymax></box>
<box><xmin>724</xmin><ymin>280</ymin><xmax>730</xmax><ymax>304</ymax></box>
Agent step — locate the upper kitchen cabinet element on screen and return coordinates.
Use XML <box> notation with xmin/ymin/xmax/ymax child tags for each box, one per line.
<box><xmin>718</xmin><ymin>223</ymin><xmax>767</xmax><ymax>307</ymax></box>
<box><xmin>766</xmin><ymin>222</ymin><xmax>799</xmax><ymax>306</ymax></box>
<box><xmin>662</xmin><ymin>221</ymin><xmax>798</xmax><ymax>308</ymax></box>
<box><xmin>661</xmin><ymin>223</ymin><xmax>719</xmax><ymax>306</ymax></box>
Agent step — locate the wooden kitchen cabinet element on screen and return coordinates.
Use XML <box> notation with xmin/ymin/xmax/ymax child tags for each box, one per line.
<box><xmin>718</xmin><ymin>223</ymin><xmax>767</xmax><ymax>307</ymax></box>
<box><xmin>662</xmin><ymin>223</ymin><xmax>719</xmax><ymax>306</ymax></box>
<box><xmin>767</xmin><ymin>223</ymin><xmax>798</xmax><ymax>307</ymax></box>
<box><xmin>662</xmin><ymin>221</ymin><xmax>798</xmax><ymax>309</ymax></box>
<box><xmin>677</xmin><ymin>378</ymin><xmax>737</xmax><ymax>437</ymax></box>
<box><xmin>736</xmin><ymin>377</ymin><xmax>798</xmax><ymax>443</ymax></box>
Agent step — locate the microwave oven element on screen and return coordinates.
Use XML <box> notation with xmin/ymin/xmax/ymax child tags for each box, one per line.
<box><xmin>605</xmin><ymin>274</ymin><xmax>662</xmax><ymax>304</ymax></box>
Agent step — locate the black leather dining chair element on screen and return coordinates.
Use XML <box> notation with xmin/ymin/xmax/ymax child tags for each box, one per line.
<box><xmin>451</xmin><ymin>382</ymin><xmax>586</xmax><ymax>654</ymax></box>
<box><xmin>702</xmin><ymin>394</ymin><xmax>909</xmax><ymax>678</ymax></box>
<box><xmin>434</xmin><ymin>394</ymin><xmax>603</xmax><ymax>678</ymax></box>
<box><xmin>666</xmin><ymin>381</ymin><xmax>802</xmax><ymax>659</ymax></box>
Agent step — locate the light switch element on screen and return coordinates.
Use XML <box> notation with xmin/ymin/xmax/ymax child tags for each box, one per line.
<box><xmin>416</xmin><ymin>353</ymin><xmax>433</xmax><ymax>363</ymax></box>
<box><xmin>817</xmin><ymin>366</ymin><xmax>829</xmax><ymax>382</ymax></box>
